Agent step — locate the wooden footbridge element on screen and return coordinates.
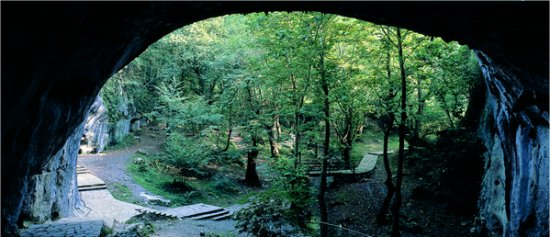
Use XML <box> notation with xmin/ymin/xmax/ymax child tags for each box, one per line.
<box><xmin>305</xmin><ymin>151</ymin><xmax>387</xmax><ymax>176</ymax></box>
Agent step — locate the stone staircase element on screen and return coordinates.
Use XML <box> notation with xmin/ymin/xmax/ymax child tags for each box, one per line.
<box><xmin>77</xmin><ymin>166</ymin><xmax>107</xmax><ymax>192</ymax></box>
<box><xmin>77</xmin><ymin>166</ymin><xmax>232</xmax><ymax>221</ymax></box>
<box><xmin>138</xmin><ymin>203</ymin><xmax>233</xmax><ymax>221</ymax></box>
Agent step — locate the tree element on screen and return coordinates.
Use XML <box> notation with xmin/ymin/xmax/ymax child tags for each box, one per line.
<box><xmin>375</xmin><ymin>31</ymin><xmax>398</xmax><ymax>224</ymax></box>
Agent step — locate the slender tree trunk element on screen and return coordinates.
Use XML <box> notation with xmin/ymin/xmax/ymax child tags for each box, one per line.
<box><xmin>274</xmin><ymin>114</ymin><xmax>282</xmax><ymax>141</ymax></box>
<box><xmin>378</xmin><ymin>43</ymin><xmax>396</xmax><ymax>225</ymax></box>
<box><xmin>294</xmin><ymin>110</ymin><xmax>302</xmax><ymax>167</ymax></box>
<box><xmin>377</xmin><ymin>113</ymin><xmax>395</xmax><ymax>224</ymax></box>
<box><xmin>245</xmin><ymin>136</ymin><xmax>262</xmax><ymax>187</ymax></box>
<box><xmin>222</xmin><ymin>128</ymin><xmax>232</xmax><ymax>152</ymax></box>
<box><xmin>267</xmin><ymin>123</ymin><xmax>280</xmax><ymax>158</ymax></box>
<box><xmin>319</xmin><ymin>52</ymin><xmax>330</xmax><ymax>237</ymax></box>
<box><xmin>244</xmin><ymin>81</ymin><xmax>261</xmax><ymax>188</ymax></box>
<box><xmin>222</xmin><ymin>105</ymin><xmax>233</xmax><ymax>152</ymax></box>
<box><xmin>440</xmin><ymin>95</ymin><xmax>455</xmax><ymax>128</ymax></box>
<box><xmin>391</xmin><ymin>27</ymin><xmax>407</xmax><ymax>237</ymax></box>
<box><xmin>413</xmin><ymin>78</ymin><xmax>423</xmax><ymax>145</ymax></box>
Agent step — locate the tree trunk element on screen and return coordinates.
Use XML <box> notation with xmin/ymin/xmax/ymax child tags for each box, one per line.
<box><xmin>391</xmin><ymin>27</ymin><xmax>407</xmax><ymax>237</ymax></box>
<box><xmin>222</xmin><ymin>105</ymin><xmax>233</xmax><ymax>152</ymax></box>
<box><xmin>294</xmin><ymin>110</ymin><xmax>301</xmax><ymax>167</ymax></box>
<box><xmin>440</xmin><ymin>94</ymin><xmax>455</xmax><ymax>128</ymax></box>
<box><xmin>222</xmin><ymin>127</ymin><xmax>232</xmax><ymax>152</ymax></box>
<box><xmin>319</xmin><ymin>52</ymin><xmax>330</xmax><ymax>237</ymax></box>
<box><xmin>343</xmin><ymin>138</ymin><xmax>352</xmax><ymax>169</ymax></box>
<box><xmin>245</xmin><ymin>136</ymin><xmax>262</xmax><ymax>187</ymax></box>
<box><xmin>267</xmin><ymin>123</ymin><xmax>280</xmax><ymax>158</ymax></box>
<box><xmin>413</xmin><ymin>78</ymin><xmax>424</xmax><ymax>145</ymax></box>
<box><xmin>274</xmin><ymin>114</ymin><xmax>282</xmax><ymax>141</ymax></box>
<box><xmin>377</xmin><ymin>113</ymin><xmax>395</xmax><ymax>224</ymax></box>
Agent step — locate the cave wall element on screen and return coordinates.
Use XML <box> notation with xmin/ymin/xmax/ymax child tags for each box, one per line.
<box><xmin>476</xmin><ymin>52</ymin><xmax>549</xmax><ymax>236</ymax></box>
<box><xmin>20</xmin><ymin>121</ymin><xmax>84</xmax><ymax>224</ymax></box>
<box><xmin>2</xmin><ymin>2</ymin><xmax>548</xmax><ymax>235</ymax></box>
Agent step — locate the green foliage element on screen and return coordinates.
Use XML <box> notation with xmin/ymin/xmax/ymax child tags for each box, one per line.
<box><xmin>234</xmin><ymin>156</ymin><xmax>314</xmax><ymax>236</ymax></box>
<box><xmin>99</xmin><ymin>225</ymin><xmax>113</xmax><ymax>237</ymax></box>
<box><xmin>212</xmin><ymin>174</ymin><xmax>240</xmax><ymax>194</ymax></box>
<box><xmin>105</xmin><ymin>134</ymin><xmax>136</xmax><ymax>151</ymax></box>
<box><xmin>127</xmin><ymin>155</ymin><xmax>192</xmax><ymax>206</ymax></box>
<box><xmin>162</xmin><ymin>133</ymin><xmax>214</xmax><ymax>178</ymax></box>
<box><xmin>108</xmin><ymin>182</ymin><xmax>142</xmax><ymax>205</ymax></box>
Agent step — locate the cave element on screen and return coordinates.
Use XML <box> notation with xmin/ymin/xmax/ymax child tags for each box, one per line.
<box><xmin>2</xmin><ymin>2</ymin><xmax>548</xmax><ymax>236</ymax></box>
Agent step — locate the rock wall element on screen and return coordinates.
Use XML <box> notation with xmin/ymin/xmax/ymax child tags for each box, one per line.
<box><xmin>20</xmin><ymin>122</ymin><xmax>84</xmax><ymax>224</ymax></box>
<box><xmin>81</xmin><ymin>96</ymin><xmax>109</xmax><ymax>153</ymax></box>
<box><xmin>476</xmin><ymin>52</ymin><xmax>549</xmax><ymax>236</ymax></box>
<box><xmin>110</xmin><ymin>93</ymin><xmax>135</xmax><ymax>144</ymax></box>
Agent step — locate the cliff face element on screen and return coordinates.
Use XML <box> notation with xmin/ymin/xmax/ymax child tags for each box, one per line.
<box><xmin>476</xmin><ymin>52</ymin><xmax>549</xmax><ymax>236</ymax></box>
<box><xmin>1</xmin><ymin>2</ymin><xmax>547</xmax><ymax>235</ymax></box>
<box><xmin>20</xmin><ymin>122</ymin><xmax>84</xmax><ymax>224</ymax></box>
<box><xmin>81</xmin><ymin>96</ymin><xmax>109</xmax><ymax>154</ymax></box>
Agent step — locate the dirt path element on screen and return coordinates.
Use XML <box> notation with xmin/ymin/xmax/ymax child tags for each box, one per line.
<box><xmin>77</xmin><ymin>127</ymin><xmax>164</xmax><ymax>206</ymax></box>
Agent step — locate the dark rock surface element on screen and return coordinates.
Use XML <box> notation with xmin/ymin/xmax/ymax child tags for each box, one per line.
<box><xmin>476</xmin><ymin>52</ymin><xmax>549</xmax><ymax>236</ymax></box>
<box><xmin>2</xmin><ymin>2</ymin><xmax>548</xmax><ymax>235</ymax></box>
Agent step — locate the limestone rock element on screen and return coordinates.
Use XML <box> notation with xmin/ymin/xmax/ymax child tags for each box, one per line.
<box><xmin>21</xmin><ymin>122</ymin><xmax>84</xmax><ymax>223</ymax></box>
<box><xmin>80</xmin><ymin>95</ymin><xmax>109</xmax><ymax>154</ymax></box>
<box><xmin>477</xmin><ymin>52</ymin><xmax>549</xmax><ymax>237</ymax></box>
<box><xmin>110</xmin><ymin>91</ymin><xmax>136</xmax><ymax>145</ymax></box>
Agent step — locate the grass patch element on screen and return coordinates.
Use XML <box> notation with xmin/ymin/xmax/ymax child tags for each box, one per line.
<box><xmin>107</xmin><ymin>182</ymin><xmax>143</xmax><ymax>205</ymax></box>
<box><xmin>127</xmin><ymin>159</ymin><xmax>191</xmax><ymax>206</ymax></box>
<box><xmin>127</xmin><ymin>153</ymin><xmax>262</xmax><ymax>208</ymax></box>
<box><xmin>351</xmin><ymin>130</ymin><xmax>403</xmax><ymax>167</ymax></box>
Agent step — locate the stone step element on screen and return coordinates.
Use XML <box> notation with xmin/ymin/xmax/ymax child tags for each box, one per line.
<box><xmin>78</xmin><ymin>184</ymin><xmax>107</xmax><ymax>192</ymax></box>
<box><xmin>163</xmin><ymin>203</ymin><xmax>225</xmax><ymax>219</ymax></box>
<box><xmin>212</xmin><ymin>212</ymin><xmax>233</xmax><ymax>221</ymax></box>
<box><xmin>190</xmin><ymin>209</ymin><xmax>229</xmax><ymax>220</ymax></box>
<box><xmin>137</xmin><ymin>208</ymin><xmax>178</xmax><ymax>219</ymax></box>
<box><xmin>20</xmin><ymin>218</ymin><xmax>104</xmax><ymax>237</ymax></box>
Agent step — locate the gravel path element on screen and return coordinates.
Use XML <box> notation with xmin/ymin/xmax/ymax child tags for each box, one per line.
<box><xmin>77</xmin><ymin>128</ymin><xmax>164</xmax><ymax>206</ymax></box>
<box><xmin>77</xmin><ymin>128</ymin><xmax>245</xmax><ymax>235</ymax></box>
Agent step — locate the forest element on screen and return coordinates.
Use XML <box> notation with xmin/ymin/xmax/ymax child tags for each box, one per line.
<box><xmin>96</xmin><ymin>12</ymin><xmax>484</xmax><ymax>236</ymax></box>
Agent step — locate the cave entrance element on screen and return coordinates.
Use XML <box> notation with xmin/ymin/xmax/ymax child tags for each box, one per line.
<box><xmin>2</xmin><ymin>2</ymin><xmax>547</xmax><ymax>236</ymax></box>
<box><xmin>75</xmin><ymin>12</ymin><xmax>487</xmax><ymax>236</ymax></box>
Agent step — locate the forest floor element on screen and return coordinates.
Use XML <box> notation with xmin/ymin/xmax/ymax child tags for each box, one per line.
<box><xmin>79</xmin><ymin>126</ymin><xmax>480</xmax><ymax>236</ymax></box>
<box><xmin>326</xmin><ymin>152</ymin><xmax>481</xmax><ymax>237</ymax></box>
<box><xmin>77</xmin><ymin>126</ymin><xmax>264</xmax><ymax>236</ymax></box>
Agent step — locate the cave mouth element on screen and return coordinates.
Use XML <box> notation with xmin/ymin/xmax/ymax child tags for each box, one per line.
<box><xmin>73</xmin><ymin>11</ymin><xmax>487</xmax><ymax>236</ymax></box>
<box><xmin>2</xmin><ymin>2</ymin><xmax>548</xmax><ymax>236</ymax></box>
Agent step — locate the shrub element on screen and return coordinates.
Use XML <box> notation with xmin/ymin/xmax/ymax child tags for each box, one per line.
<box><xmin>212</xmin><ymin>174</ymin><xmax>240</xmax><ymax>194</ymax></box>
<box><xmin>162</xmin><ymin>133</ymin><xmax>214</xmax><ymax>178</ymax></box>
<box><xmin>235</xmin><ymin>156</ymin><xmax>314</xmax><ymax>236</ymax></box>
